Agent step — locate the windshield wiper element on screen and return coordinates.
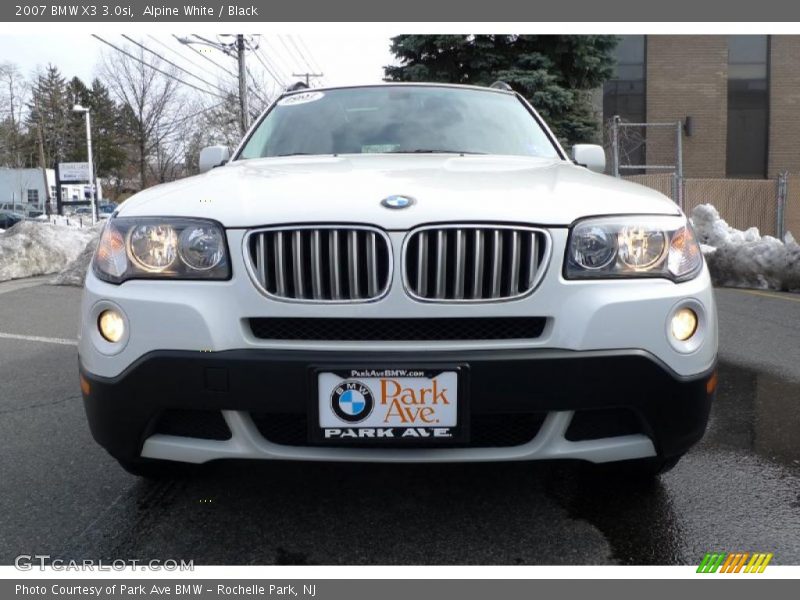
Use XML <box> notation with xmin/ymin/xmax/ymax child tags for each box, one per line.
<box><xmin>385</xmin><ymin>149</ymin><xmax>487</xmax><ymax>155</ymax></box>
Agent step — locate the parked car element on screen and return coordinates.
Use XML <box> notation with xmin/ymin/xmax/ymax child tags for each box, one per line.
<box><xmin>79</xmin><ymin>83</ymin><xmax>718</xmax><ymax>478</ymax></box>
<box><xmin>0</xmin><ymin>210</ymin><xmax>23</xmax><ymax>230</ymax></box>
<box><xmin>97</xmin><ymin>203</ymin><xmax>116</xmax><ymax>219</ymax></box>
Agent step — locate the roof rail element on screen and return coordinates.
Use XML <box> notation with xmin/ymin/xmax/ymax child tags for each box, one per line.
<box><xmin>490</xmin><ymin>81</ymin><xmax>513</xmax><ymax>91</ymax></box>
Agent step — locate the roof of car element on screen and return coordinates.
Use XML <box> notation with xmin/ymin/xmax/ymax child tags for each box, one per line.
<box><xmin>280</xmin><ymin>82</ymin><xmax>517</xmax><ymax>97</ymax></box>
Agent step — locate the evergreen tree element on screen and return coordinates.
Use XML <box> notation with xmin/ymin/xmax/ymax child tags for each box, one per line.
<box><xmin>384</xmin><ymin>35</ymin><xmax>618</xmax><ymax>145</ymax></box>
<box><xmin>26</xmin><ymin>64</ymin><xmax>70</xmax><ymax>168</ymax></box>
<box><xmin>64</xmin><ymin>77</ymin><xmax>128</xmax><ymax>179</ymax></box>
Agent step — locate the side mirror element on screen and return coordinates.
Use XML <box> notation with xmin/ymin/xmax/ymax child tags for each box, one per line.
<box><xmin>199</xmin><ymin>145</ymin><xmax>231</xmax><ymax>173</ymax></box>
<box><xmin>572</xmin><ymin>144</ymin><xmax>606</xmax><ymax>174</ymax></box>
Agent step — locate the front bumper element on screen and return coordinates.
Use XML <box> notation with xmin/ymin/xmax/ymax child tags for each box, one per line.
<box><xmin>81</xmin><ymin>348</ymin><xmax>715</xmax><ymax>465</ymax></box>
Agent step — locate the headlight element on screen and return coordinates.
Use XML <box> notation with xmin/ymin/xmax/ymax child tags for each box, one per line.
<box><xmin>93</xmin><ymin>218</ymin><xmax>230</xmax><ymax>284</ymax></box>
<box><xmin>566</xmin><ymin>215</ymin><xmax>702</xmax><ymax>282</ymax></box>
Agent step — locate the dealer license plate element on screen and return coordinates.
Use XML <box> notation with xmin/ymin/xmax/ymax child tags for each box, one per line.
<box><xmin>316</xmin><ymin>368</ymin><xmax>462</xmax><ymax>443</ymax></box>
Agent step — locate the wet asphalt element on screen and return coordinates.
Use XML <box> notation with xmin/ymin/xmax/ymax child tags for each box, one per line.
<box><xmin>0</xmin><ymin>281</ymin><xmax>798</xmax><ymax>565</ymax></box>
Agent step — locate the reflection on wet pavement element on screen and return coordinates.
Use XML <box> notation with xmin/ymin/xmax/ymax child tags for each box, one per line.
<box><xmin>555</xmin><ymin>362</ymin><xmax>800</xmax><ymax>565</ymax></box>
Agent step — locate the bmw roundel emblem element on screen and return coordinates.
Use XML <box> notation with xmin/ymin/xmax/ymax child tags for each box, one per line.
<box><xmin>381</xmin><ymin>195</ymin><xmax>415</xmax><ymax>209</ymax></box>
<box><xmin>331</xmin><ymin>380</ymin><xmax>375</xmax><ymax>423</ymax></box>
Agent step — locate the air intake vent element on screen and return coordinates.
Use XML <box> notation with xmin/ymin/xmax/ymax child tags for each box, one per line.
<box><xmin>249</xmin><ymin>317</ymin><xmax>546</xmax><ymax>341</ymax></box>
<box><xmin>404</xmin><ymin>225</ymin><xmax>549</xmax><ymax>301</ymax></box>
<box><xmin>246</xmin><ymin>226</ymin><xmax>392</xmax><ymax>302</ymax></box>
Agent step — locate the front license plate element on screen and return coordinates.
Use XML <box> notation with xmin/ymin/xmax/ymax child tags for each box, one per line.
<box><xmin>315</xmin><ymin>368</ymin><xmax>464</xmax><ymax>444</ymax></box>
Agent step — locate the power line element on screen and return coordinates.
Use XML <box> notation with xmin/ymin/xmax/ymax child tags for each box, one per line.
<box><xmin>259</xmin><ymin>37</ymin><xmax>298</xmax><ymax>83</ymax></box>
<box><xmin>92</xmin><ymin>35</ymin><xmax>228</xmax><ymax>100</ymax></box>
<box><xmin>287</xmin><ymin>35</ymin><xmax>318</xmax><ymax>78</ymax></box>
<box><xmin>121</xmin><ymin>35</ymin><xmax>232</xmax><ymax>97</ymax></box>
<box><xmin>172</xmin><ymin>35</ymin><xmax>236</xmax><ymax>80</ymax></box>
<box><xmin>294</xmin><ymin>36</ymin><xmax>325</xmax><ymax>77</ymax></box>
<box><xmin>250</xmin><ymin>45</ymin><xmax>286</xmax><ymax>87</ymax></box>
<box><xmin>147</xmin><ymin>35</ymin><xmax>237</xmax><ymax>86</ymax></box>
<box><xmin>278</xmin><ymin>35</ymin><xmax>307</xmax><ymax>74</ymax></box>
<box><xmin>244</xmin><ymin>66</ymin><xmax>269</xmax><ymax>105</ymax></box>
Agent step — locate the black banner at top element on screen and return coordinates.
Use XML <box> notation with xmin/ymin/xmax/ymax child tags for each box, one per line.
<box><xmin>2</xmin><ymin>0</ymin><xmax>800</xmax><ymax>22</ymax></box>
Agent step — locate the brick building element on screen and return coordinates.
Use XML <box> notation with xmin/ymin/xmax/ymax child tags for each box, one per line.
<box><xmin>603</xmin><ymin>35</ymin><xmax>800</xmax><ymax>179</ymax></box>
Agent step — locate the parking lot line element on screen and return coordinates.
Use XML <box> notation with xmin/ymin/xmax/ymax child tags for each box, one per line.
<box><xmin>0</xmin><ymin>331</ymin><xmax>77</xmax><ymax>346</ymax></box>
<box><xmin>731</xmin><ymin>288</ymin><xmax>800</xmax><ymax>304</ymax></box>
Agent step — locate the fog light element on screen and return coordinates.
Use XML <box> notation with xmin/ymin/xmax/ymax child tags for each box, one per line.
<box><xmin>670</xmin><ymin>307</ymin><xmax>698</xmax><ymax>341</ymax></box>
<box><xmin>98</xmin><ymin>309</ymin><xmax>125</xmax><ymax>343</ymax></box>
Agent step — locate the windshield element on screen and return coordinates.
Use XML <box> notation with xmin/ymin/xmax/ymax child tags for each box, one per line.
<box><xmin>237</xmin><ymin>86</ymin><xmax>561</xmax><ymax>160</ymax></box>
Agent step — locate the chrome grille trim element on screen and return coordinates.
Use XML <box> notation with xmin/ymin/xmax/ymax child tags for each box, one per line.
<box><xmin>403</xmin><ymin>224</ymin><xmax>551</xmax><ymax>303</ymax></box>
<box><xmin>244</xmin><ymin>225</ymin><xmax>392</xmax><ymax>303</ymax></box>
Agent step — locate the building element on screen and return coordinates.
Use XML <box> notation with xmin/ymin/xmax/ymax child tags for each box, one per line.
<box><xmin>0</xmin><ymin>167</ymin><xmax>103</xmax><ymax>215</ymax></box>
<box><xmin>603</xmin><ymin>35</ymin><xmax>800</xmax><ymax>179</ymax></box>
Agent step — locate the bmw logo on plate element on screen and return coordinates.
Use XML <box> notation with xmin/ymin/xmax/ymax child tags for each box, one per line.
<box><xmin>381</xmin><ymin>195</ymin><xmax>415</xmax><ymax>209</ymax></box>
<box><xmin>330</xmin><ymin>380</ymin><xmax>375</xmax><ymax>423</ymax></box>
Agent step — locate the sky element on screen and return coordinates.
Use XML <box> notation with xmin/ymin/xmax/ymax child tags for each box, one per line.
<box><xmin>0</xmin><ymin>33</ymin><xmax>397</xmax><ymax>95</ymax></box>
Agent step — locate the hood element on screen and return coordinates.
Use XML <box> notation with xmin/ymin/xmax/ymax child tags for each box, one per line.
<box><xmin>117</xmin><ymin>154</ymin><xmax>681</xmax><ymax>228</ymax></box>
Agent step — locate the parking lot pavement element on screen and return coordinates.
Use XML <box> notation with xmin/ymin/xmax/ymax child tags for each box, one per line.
<box><xmin>0</xmin><ymin>282</ymin><xmax>798</xmax><ymax>565</ymax></box>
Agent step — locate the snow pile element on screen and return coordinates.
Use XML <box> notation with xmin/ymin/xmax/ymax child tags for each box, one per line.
<box><xmin>52</xmin><ymin>232</ymin><xmax>100</xmax><ymax>286</ymax></box>
<box><xmin>691</xmin><ymin>204</ymin><xmax>800</xmax><ymax>291</ymax></box>
<box><xmin>0</xmin><ymin>221</ymin><xmax>99</xmax><ymax>282</ymax></box>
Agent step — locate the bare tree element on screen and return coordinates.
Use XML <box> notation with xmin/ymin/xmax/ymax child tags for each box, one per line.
<box><xmin>0</xmin><ymin>62</ymin><xmax>29</xmax><ymax>168</ymax></box>
<box><xmin>99</xmin><ymin>42</ymin><xmax>183</xmax><ymax>190</ymax></box>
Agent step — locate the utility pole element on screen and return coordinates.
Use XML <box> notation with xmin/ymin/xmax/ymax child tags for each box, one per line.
<box><xmin>236</xmin><ymin>34</ymin><xmax>249</xmax><ymax>134</ymax></box>
<box><xmin>177</xmin><ymin>34</ymin><xmax>253</xmax><ymax>135</ymax></box>
<box><xmin>34</xmin><ymin>96</ymin><xmax>52</xmax><ymax>216</ymax></box>
<box><xmin>292</xmin><ymin>72</ymin><xmax>324</xmax><ymax>87</ymax></box>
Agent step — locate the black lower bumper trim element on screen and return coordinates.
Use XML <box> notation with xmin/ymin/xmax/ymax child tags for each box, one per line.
<box><xmin>80</xmin><ymin>348</ymin><xmax>715</xmax><ymax>463</ymax></box>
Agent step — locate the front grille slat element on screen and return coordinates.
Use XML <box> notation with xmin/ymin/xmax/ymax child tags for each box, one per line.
<box><xmin>249</xmin><ymin>317</ymin><xmax>546</xmax><ymax>341</ymax></box>
<box><xmin>274</xmin><ymin>231</ymin><xmax>287</xmax><ymax>296</ymax></box>
<box><xmin>366</xmin><ymin>232</ymin><xmax>378</xmax><ymax>297</ymax></box>
<box><xmin>490</xmin><ymin>230</ymin><xmax>503</xmax><ymax>298</ymax></box>
<box><xmin>329</xmin><ymin>230</ymin><xmax>342</xmax><ymax>300</ymax></box>
<box><xmin>248</xmin><ymin>226</ymin><xmax>391</xmax><ymax>302</ymax></box>
<box><xmin>508</xmin><ymin>230</ymin><xmax>520</xmax><ymax>296</ymax></box>
<box><xmin>256</xmin><ymin>234</ymin><xmax>266</xmax><ymax>285</ymax></box>
<box><xmin>291</xmin><ymin>231</ymin><xmax>305</xmax><ymax>299</ymax></box>
<box><xmin>416</xmin><ymin>231</ymin><xmax>429</xmax><ymax>297</ymax></box>
<box><xmin>311</xmin><ymin>230</ymin><xmax>323</xmax><ymax>299</ymax></box>
<box><xmin>406</xmin><ymin>225</ymin><xmax>548</xmax><ymax>302</ymax></box>
<box><xmin>527</xmin><ymin>231</ymin><xmax>538</xmax><ymax>289</ymax></box>
<box><xmin>471</xmin><ymin>229</ymin><xmax>484</xmax><ymax>299</ymax></box>
<box><xmin>347</xmin><ymin>230</ymin><xmax>360</xmax><ymax>299</ymax></box>
<box><xmin>434</xmin><ymin>229</ymin><xmax>447</xmax><ymax>299</ymax></box>
<box><xmin>453</xmin><ymin>229</ymin><xmax>466</xmax><ymax>299</ymax></box>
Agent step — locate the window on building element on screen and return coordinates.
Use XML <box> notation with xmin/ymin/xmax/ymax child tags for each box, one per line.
<box><xmin>727</xmin><ymin>35</ymin><xmax>769</xmax><ymax>178</ymax></box>
<box><xmin>27</xmin><ymin>189</ymin><xmax>39</xmax><ymax>204</ymax></box>
<box><xmin>603</xmin><ymin>35</ymin><xmax>647</xmax><ymax>173</ymax></box>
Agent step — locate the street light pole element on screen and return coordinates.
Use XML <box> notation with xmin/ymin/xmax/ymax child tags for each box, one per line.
<box><xmin>73</xmin><ymin>104</ymin><xmax>97</xmax><ymax>225</ymax></box>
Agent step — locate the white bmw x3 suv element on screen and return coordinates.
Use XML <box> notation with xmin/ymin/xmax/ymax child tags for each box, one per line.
<box><xmin>79</xmin><ymin>83</ymin><xmax>718</xmax><ymax>478</ymax></box>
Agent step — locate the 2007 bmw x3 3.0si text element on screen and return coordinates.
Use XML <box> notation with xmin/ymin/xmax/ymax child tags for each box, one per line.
<box><xmin>78</xmin><ymin>83</ymin><xmax>718</xmax><ymax>478</ymax></box>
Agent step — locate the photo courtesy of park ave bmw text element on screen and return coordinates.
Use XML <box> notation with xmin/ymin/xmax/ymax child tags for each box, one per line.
<box><xmin>0</xmin><ymin>0</ymin><xmax>799</xmax><ymax>596</ymax></box>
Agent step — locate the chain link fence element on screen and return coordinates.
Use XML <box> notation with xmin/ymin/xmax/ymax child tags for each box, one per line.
<box><xmin>623</xmin><ymin>173</ymin><xmax>797</xmax><ymax>239</ymax></box>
